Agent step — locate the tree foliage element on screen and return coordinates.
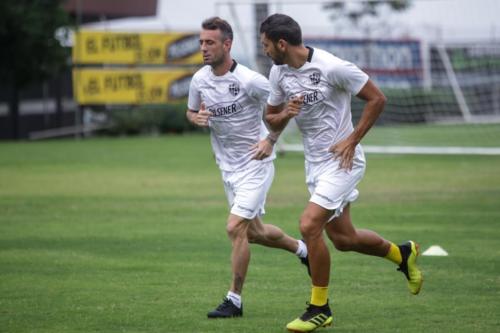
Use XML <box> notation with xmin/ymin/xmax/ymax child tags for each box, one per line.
<box><xmin>324</xmin><ymin>0</ymin><xmax>412</xmax><ymax>25</ymax></box>
<box><xmin>0</xmin><ymin>0</ymin><xmax>72</xmax><ymax>88</ymax></box>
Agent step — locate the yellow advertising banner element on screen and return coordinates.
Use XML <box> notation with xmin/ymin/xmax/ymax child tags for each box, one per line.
<box><xmin>72</xmin><ymin>31</ymin><xmax>203</xmax><ymax>65</ymax></box>
<box><xmin>73</xmin><ymin>68</ymin><xmax>194</xmax><ymax>104</ymax></box>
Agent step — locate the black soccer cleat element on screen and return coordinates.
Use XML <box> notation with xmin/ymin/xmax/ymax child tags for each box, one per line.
<box><xmin>299</xmin><ymin>239</ymin><xmax>311</xmax><ymax>277</ymax></box>
<box><xmin>300</xmin><ymin>255</ymin><xmax>311</xmax><ymax>277</ymax></box>
<box><xmin>207</xmin><ymin>297</ymin><xmax>243</xmax><ymax>318</ymax></box>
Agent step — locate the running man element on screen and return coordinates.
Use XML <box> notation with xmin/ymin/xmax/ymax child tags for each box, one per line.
<box><xmin>186</xmin><ymin>16</ymin><xmax>309</xmax><ymax>319</ymax></box>
<box><xmin>259</xmin><ymin>14</ymin><xmax>423</xmax><ymax>332</ymax></box>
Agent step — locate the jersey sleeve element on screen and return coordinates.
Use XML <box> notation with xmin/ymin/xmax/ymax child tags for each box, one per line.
<box><xmin>247</xmin><ymin>72</ymin><xmax>270</xmax><ymax>104</ymax></box>
<box><xmin>187</xmin><ymin>75</ymin><xmax>201</xmax><ymax>112</ymax></box>
<box><xmin>267</xmin><ymin>66</ymin><xmax>286</xmax><ymax>106</ymax></box>
<box><xmin>328</xmin><ymin>59</ymin><xmax>369</xmax><ymax>95</ymax></box>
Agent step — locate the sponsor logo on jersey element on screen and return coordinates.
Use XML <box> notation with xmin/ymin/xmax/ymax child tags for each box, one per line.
<box><xmin>309</xmin><ymin>72</ymin><xmax>321</xmax><ymax>85</ymax></box>
<box><xmin>228</xmin><ymin>83</ymin><xmax>240</xmax><ymax>96</ymax></box>
<box><xmin>208</xmin><ymin>102</ymin><xmax>243</xmax><ymax>117</ymax></box>
<box><xmin>293</xmin><ymin>89</ymin><xmax>324</xmax><ymax>106</ymax></box>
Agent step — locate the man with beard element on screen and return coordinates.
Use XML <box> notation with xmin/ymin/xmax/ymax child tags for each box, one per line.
<box><xmin>259</xmin><ymin>13</ymin><xmax>423</xmax><ymax>332</ymax></box>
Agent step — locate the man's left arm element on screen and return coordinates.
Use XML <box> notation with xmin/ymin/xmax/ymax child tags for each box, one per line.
<box><xmin>329</xmin><ymin>79</ymin><xmax>386</xmax><ymax>169</ymax></box>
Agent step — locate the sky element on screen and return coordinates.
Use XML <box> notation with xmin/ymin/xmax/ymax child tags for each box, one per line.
<box><xmin>84</xmin><ymin>0</ymin><xmax>500</xmax><ymax>65</ymax></box>
<box><xmin>156</xmin><ymin>0</ymin><xmax>500</xmax><ymax>39</ymax></box>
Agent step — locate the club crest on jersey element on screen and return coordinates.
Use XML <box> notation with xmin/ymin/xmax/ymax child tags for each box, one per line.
<box><xmin>309</xmin><ymin>72</ymin><xmax>321</xmax><ymax>85</ymax></box>
<box><xmin>228</xmin><ymin>83</ymin><xmax>240</xmax><ymax>96</ymax></box>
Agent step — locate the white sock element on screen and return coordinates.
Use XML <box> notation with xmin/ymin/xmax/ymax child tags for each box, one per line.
<box><xmin>226</xmin><ymin>291</ymin><xmax>242</xmax><ymax>308</ymax></box>
<box><xmin>296</xmin><ymin>239</ymin><xmax>308</xmax><ymax>258</ymax></box>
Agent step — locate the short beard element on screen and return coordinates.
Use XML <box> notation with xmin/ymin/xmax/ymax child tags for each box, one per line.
<box><xmin>272</xmin><ymin>57</ymin><xmax>284</xmax><ymax>65</ymax></box>
<box><xmin>271</xmin><ymin>50</ymin><xmax>286</xmax><ymax>65</ymax></box>
<box><xmin>207</xmin><ymin>55</ymin><xmax>224</xmax><ymax>69</ymax></box>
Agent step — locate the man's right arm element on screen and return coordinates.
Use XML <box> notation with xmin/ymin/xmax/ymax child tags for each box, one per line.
<box><xmin>186</xmin><ymin>103</ymin><xmax>210</xmax><ymax>127</ymax></box>
<box><xmin>186</xmin><ymin>109</ymin><xmax>198</xmax><ymax>125</ymax></box>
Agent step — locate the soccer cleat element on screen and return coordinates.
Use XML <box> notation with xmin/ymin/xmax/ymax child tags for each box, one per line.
<box><xmin>300</xmin><ymin>255</ymin><xmax>311</xmax><ymax>277</ymax></box>
<box><xmin>397</xmin><ymin>241</ymin><xmax>423</xmax><ymax>295</ymax></box>
<box><xmin>207</xmin><ymin>297</ymin><xmax>243</xmax><ymax>318</ymax></box>
<box><xmin>299</xmin><ymin>239</ymin><xmax>311</xmax><ymax>277</ymax></box>
<box><xmin>286</xmin><ymin>303</ymin><xmax>333</xmax><ymax>332</ymax></box>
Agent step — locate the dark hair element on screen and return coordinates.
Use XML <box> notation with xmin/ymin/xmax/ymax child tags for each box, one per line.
<box><xmin>259</xmin><ymin>14</ymin><xmax>302</xmax><ymax>46</ymax></box>
<box><xmin>202</xmin><ymin>17</ymin><xmax>233</xmax><ymax>41</ymax></box>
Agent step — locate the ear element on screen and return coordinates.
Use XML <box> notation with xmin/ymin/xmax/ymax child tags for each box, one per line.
<box><xmin>223</xmin><ymin>38</ymin><xmax>232</xmax><ymax>51</ymax></box>
<box><xmin>277</xmin><ymin>39</ymin><xmax>287</xmax><ymax>52</ymax></box>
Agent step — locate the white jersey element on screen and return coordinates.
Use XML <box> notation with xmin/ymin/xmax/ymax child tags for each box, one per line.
<box><xmin>267</xmin><ymin>47</ymin><xmax>369</xmax><ymax>163</ymax></box>
<box><xmin>188</xmin><ymin>61</ymin><xmax>275</xmax><ymax>171</ymax></box>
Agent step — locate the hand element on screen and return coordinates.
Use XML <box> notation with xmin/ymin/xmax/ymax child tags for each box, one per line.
<box><xmin>285</xmin><ymin>95</ymin><xmax>304</xmax><ymax>119</ymax></box>
<box><xmin>251</xmin><ymin>138</ymin><xmax>274</xmax><ymax>160</ymax></box>
<box><xmin>328</xmin><ymin>138</ymin><xmax>358</xmax><ymax>170</ymax></box>
<box><xmin>196</xmin><ymin>102</ymin><xmax>211</xmax><ymax>127</ymax></box>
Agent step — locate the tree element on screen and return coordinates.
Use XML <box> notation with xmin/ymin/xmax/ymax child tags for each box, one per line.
<box><xmin>0</xmin><ymin>0</ymin><xmax>71</xmax><ymax>139</ymax></box>
<box><xmin>323</xmin><ymin>0</ymin><xmax>412</xmax><ymax>35</ymax></box>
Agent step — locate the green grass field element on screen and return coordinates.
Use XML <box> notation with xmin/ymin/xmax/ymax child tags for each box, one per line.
<box><xmin>1</xmin><ymin>135</ymin><xmax>499</xmax><ymax>332</ymax></box>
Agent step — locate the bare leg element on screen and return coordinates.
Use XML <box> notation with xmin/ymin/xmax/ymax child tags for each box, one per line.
<box><xmin>247</xmin><ymin>216</ymin><xmax>299</xmax><ymax>253</ymax></box>
<box><xmin>325</xmin><ymin>204</ymin><xmax>390</xmax><ymax>257</ymax></box>
<box><xmin>300</xmin><ymin>202</ymin><xmax>332</xmax><ymax>286</ymax></box>
<box><xmin>226</xmin><ymin>214</ymin><xmax>251</xmax><ymax>294</ymax></box>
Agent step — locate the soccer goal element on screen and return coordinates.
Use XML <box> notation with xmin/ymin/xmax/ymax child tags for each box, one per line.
<box><xmin>278</xmin><ymin>41</ymin><xmax>500</xmax><ymax>155</ymax></box>
<box><xmin>215</xmin><ymin>0</ymin><xmax>500</xmax><ymax>155</ymax></box>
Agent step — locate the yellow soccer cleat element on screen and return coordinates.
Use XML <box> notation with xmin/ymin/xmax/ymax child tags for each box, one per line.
<box><xmin>397</xmin><ymin>241</ymin><xmax>423</xmax><ymax>295</ymax></box>
<box><xmin>286</xmin><ymin>303</ymin><xmax>333</xmax><ymax>332</ymax></box>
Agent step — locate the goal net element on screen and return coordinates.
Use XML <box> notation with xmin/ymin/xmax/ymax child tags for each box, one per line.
<box><xmin>279</xmin><ymin>41</ymin><xmax>500</xmax><ymax>155</ymax></box>
<box><xmin>215</xmin><ymin>0</ymin><xmax>500</xmax><ymax>155</ymax></box>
